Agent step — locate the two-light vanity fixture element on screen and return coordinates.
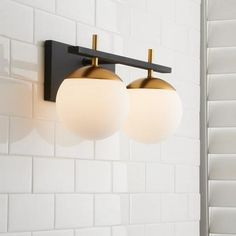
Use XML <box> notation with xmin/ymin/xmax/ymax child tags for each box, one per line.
<box><xmin>44</xmin><ymin>35</ymin><xmax>182</xmax><ymax>144</ymax></box>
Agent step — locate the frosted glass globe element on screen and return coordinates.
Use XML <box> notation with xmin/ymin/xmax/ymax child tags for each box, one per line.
<box><xmin>56</xmin><ymin>79</ymin><xmax>129</xmax><ymax>140</ymax></box>
<box><xmin>123</xmin><ymin>89</ymin><xmax>182</xmax><ymax>143</ymax></box>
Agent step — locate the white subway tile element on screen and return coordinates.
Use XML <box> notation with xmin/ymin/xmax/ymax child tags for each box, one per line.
<box><xmin>96</xmin><ymin>0</ymin><xmax>118</xmax><ymax>32</ymax></box>
<box><xmin>0</xmin><ymin>0</ymin><xmax>33</xmax><ymax>42</ymax></box>
<box><xmin>161</xmin><ymin>194</ymin><xmax>188</xmax><ymax>222</ymax></box>
<box><xmin>145</xmin><ymin>224</ymin><xmax>174</xmax><ymax>236</ymax></box>
<box><xmin>33</xmin><ymin>84</ymin><xmax>57</xmax><ymax>121</ymax></box>
<box><xmin>208</xmin><ymin>0</ymin><xmax>236</xmax><ymax>21</ymax></box>
<box><xmin>161</xmin><ymin>136</ymin><xmax>200</xmax><ymax>165</ymax></box>
<box><xmin>9</xmin><ymin>194</ymin><xmax>54</xmax><ymax>231</ymax></box>
<box><xmin>76</xmin><ymin>228</ymin><xmax>110</xmax><ymax>236</ymax></box>
<box><xmin>189</xmin><ymin>194</ymin><xmax>200</xmax><ymax>220</ymax></box>
<box><xmin>208</xmin><ymin>20</ymin><xmax>236</xmax><ymax>48</ymax></box>
<box><xmin>35</xmin><ymin>10</ymin><xmax>76</xmax><ymax>46</ymax></box>
<box><xmin>95</xmin><ymin>134</ymin><xmax>120</xmax><ymax>161</ymax></box>
<box><xmin>0</xmin><ymin>116</ymin><xmax>8</xmax><ymax>154</ymax></box>
<box><xmin>0</xmin><ymin>36</ymin><xmax>9</xmax><ymax>76</ymax></box>
<box><xmin>188</xmin><ymin>29</ymin><xmax>200</xmax><ymax>58</ymax></box>
<box><xmin>174</xmin><ymin>53</ymin><xmax>200</xmax><ymax>85</ymax></box>
<box><xmin>33</xmin><ymin>230</ymin><xmax>74</xmax><ymax>236</ymax></box>
<box><xmin>147</xmin><ymin>0</ymin><xmax>175</xmax><ymax>21</ymax></box>
<box><xmin>112</xmin><ymin>225</ymin><xmax>145</xmax><ymax>236</ymax></box>
<box><xmin>77</xmin><ymin>23</ymin><xmax>113</xmax><ymax>53</ymax></box>
<box><xmin>0</xmin><ymin>233</ymin><xmax>31</xmax><ymax>236</ymax></box>
<box><xmin>0</xmin><ymin>195</ymin><xmax>7</xmax><ymax>232</ymax></box>
<box><xmin>11</xmin><ymin>41</ymin><xmax>39</xmax><ymax>82</ymax></box>
<box><xmin>95</xmin><ymin>194</ymin><xmax>129</xmax><ymax>226</ymax></box>
<box><xmin>175</xmin><ymin>222</ymin><xmax>199</xmax><ymax>236</ymax></box>
<box><xmin>76</xmin><ymin>160</ymin><xmax>111</xmax><ymax>192</ymax></box>
<box><xmin>176</xmin><ymin>165</ymin><xmax>199</xmax><ymax>193</ymax></box>
<box><xmin>146</xmin><ymin>163</ymin><xmax>174</xmax><ymax>192</ymax></box>
<box><xmin>113</xmin><ymin>162</ymin><xmax>145</xmax><ymax>193</ymax></box>
<box><xmin>131</xmin><ymin>141</ymin><xmax>161</xmax><ymax>162</ymax></box>
<box><xmin>176</xmin><ymin>0</ymin><xmax>200</xmax><ymax>30</ymax></box>
<box><xmin>10</xmin><ymin>117</ymin><xmax>54</xmax><ymax>156</ymax></box>
<box><xmin>208</xmin><ymin>48</ymin><xmax>236</xmax><ymax>74</ymax></box>
<box><xmin>130</xmin><ymin>194</ymin><xmax>161</xmax><ymax>224</ymax></box>
<box><xmin>176</xmin><ymin>109</ymin><xmax>199</xmax><ymax>139</ymax></box>
<box><xmin>0</xmin><ymin>156</ymin><xmax>31</xmax><ymax>193</ymax></box>
<box><xmin>55</xmin><ymin>123</ymin><xmax>94</xmax><ymax>159</ymax></box>
<box><xmin>131</xmin><ymin>9</ymin><xmax>161</xmax><ymax>45</ymax></box>
<box><xmin>57</xmin><ymin>0</ymin><xmax>95</xmax><ymax>25</ymax></box>
<box><xmin>0</xmin><ymin>77</ymin><xmax>32</xmax><ymax>118</ymax></box>
<box><xmin>161</xmin><ymin>21</ymin><xmax>188</xmax><ymax>53</ymax></box>
<box><xmin>55</xmin><ymin>194</ymin><xmax>93</xmax><ymax>228</ymax></box>
<box><xmin>33</xmin><ymin>158</ymin><xmax>74</xmax><ymax>193</ymax></box>
<box><xmin>14</xmin><ymin>0</ymin><xmax>55</xmax><ymax>12</ymax></box>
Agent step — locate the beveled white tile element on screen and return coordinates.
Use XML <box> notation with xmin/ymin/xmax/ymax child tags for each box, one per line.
<box><xmin>55</xmin><ymin>123</ymin><xmax>94</xmax><ymax>159</ymax></box>
<box><xmin>161</xmin><ymin>136</ymin><xmax>200</xmax><ymax>165</ymax></box>
<box><xmin>0</xmin><ymin>116</ymin><xmax>8</xmax><ymax>154</ymax></box>
<box><xmin>55</xmin><ymin>194</ymin><xmax>93</xmax><ymax>228</ymax></box>
<box><xmin>130</xmin><ymin>194</ymin><xmax>161</xmax><ymax>224</ymax></box>
<box><xmin>35</xmin><ymin>10</ymin><xmax>76</xmax><ymax>46</ymax></box>
<box><xmin>0</xmin><ymin>77</ymin><xmax>32</xmax><ymax>118</ymax></box>
<box><xmin>76</xmin><ymin>160</ymin><xmax>111</xmax><ymax>192</ymax></box>
<box><xmin>0</xmin><ymin>36</ymin><xmax>9</xmax><ymax>76</ymax></box>
<box><xmin>9</xmin><ymin>194</ymin><xmax>54</xmax><ymax>231</ymax></box>
<box><xmin>95</xmin><ymin>194</ymin><xmax>129</xmax><ymax>226</ymax></box>
<box><xmin>146</xmin><ymin>163</ymin><xmax>174</xmax><ymax>192</ymax></box>
<box><xmin>130</xmin><ymin>141</ymin><xmax>161</xmax><ymax>162</ymax></box>
<box><xmin>14</xmin><ymin>0</ymin><xmax>55</xmax><ymax>12</ymax></box>
<box><xmin>112</xmin><ymin>225</ymin><xmax>145</xmax><ymax>236</ymax></box>
<box><xmin>145</xmin><ymin>224</ymin><xmax>175</xmax><ymax>236</ymax></box>
<box><xmin>0</xmin><ymin>0</ymin><xmax>33</xmax><ymax>42</ymax></box>
<box><xmin>176</xmin><ymin>165</ymin><xmax>199</xmax><ymax>193</ymax></box>
<box><xmin>33</xmin><ymin>84</ymin><xmax>57</xmax><ymax>121</ymax></box>
<box><xmin>10</xmin><ymin>117</ymin><xmax>54</xmax><ymax>156</ymax></box>
<box><xmin>161</xmin><ymin>194</ymin><xmax>188</xmax><ymax>222</ymax></box>
<box><xmin>189</xmin><ymin>194</ymin><xmax>200</xmax><ymax>220</ymax></box>
<box><xmin>57</xmin><ymin>0</ymin><xmax>95</xmax><ymax>24</ymax></box>
<box><xmin>33</xmin><ymin>158</ymin><xmax>74</xmax><ymax>193</ymax></box>
<box><xmin>76</xmin><ymin>228</ymin><xmax>110</xmax><ymax>236</ymax></box>
<box><xmin>113</xmin><ymin>162</ymin><xmax>145</xmax><ymax>192</ymax></box>
<box><xmin>0</xmin><ymin>195</ymin><xmax>7</xmax><ymax>232</ymax></box>
<box><xmin>95</xmin><ymin>134</ymin><xmax>120</xmax><ymax>161</ymax></box>
<box><xmin>0</xmin><ymin>156</ymin><xmax>32</xmax><ymax>193</ymax></box>
<box><xmin>175</xmin><ymin>222</ymin><xmax>199</xmax><ymax>236</ymax></box>
<box><xmin>33</xmin><ymin>230</ymin><xmax>73</xmax><ymax>236</ymax></box>
<box><xmin>11</xmin><ymin>41</ymin><xmax>39</xmax><ymax>81</ymax></box>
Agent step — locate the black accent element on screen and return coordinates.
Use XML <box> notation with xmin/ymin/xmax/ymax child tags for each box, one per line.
<box><xmin>44</xmin><ymin>40</ymin><xmax>171</xmax><ymax>102</ymax></box>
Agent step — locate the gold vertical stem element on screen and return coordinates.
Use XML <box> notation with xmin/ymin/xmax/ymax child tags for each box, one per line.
<box><xmin>92</xmin><ymin>34</ymin><xmax>98</xmax><ymax>66</ymax></box>
<box><xmin>147</xmin><ymin>48</ymin><xmax>153</xmax><ymax>78</ymax></box>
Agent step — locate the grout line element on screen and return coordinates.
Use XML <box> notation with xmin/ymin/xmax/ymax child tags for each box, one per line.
<box><xmin>31</xmin><ymin>157</ymin><xmax>34</xmax><ymax>193</ymax></box>
<box><xmin>7</xmin><ymin>194</ymin><xmax>10</xmax><ymax>231</ymax></box>
<box><xmin>74</xmin><ymin>159</ymin><xmax>76</xmax><ymax>192</ymax></box>
<box><xmin>54</xmin><ymin>193</ymin><xmax>56</xmax><ymax>228</ymax></box>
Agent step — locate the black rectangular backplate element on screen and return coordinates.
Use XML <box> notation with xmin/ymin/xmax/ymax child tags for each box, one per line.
<box><xmin>44</xmin><ymin>40</ymin><xmax>171</xmax><ymax>102</ymax></box>
<box><xmin>44</xmin><ymin>40</ymin><xmax>115</xmax><ymax>102</ymax></box>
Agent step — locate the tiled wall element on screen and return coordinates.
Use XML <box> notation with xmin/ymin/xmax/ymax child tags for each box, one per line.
<box><xmin>0</xmin><ymin>0</ymin><xmax>200</xmax><ymax>236</ymax></box>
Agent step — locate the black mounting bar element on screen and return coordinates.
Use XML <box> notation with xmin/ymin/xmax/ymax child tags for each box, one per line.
<box><xmin>68</xmin><ymin>46</ymin><xmax>172</xmax><ymax>74</ymax></box>
<box><xmin>44</xmin><ymin>40</ymin><xmax>172</xmax><ymax>102</ymax></box>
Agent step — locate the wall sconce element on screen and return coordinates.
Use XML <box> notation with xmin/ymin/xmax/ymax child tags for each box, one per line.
<box><xmin>44</xmin><ymin>35</ymin><xmax>182</xmax><ymax>143</ymax></box>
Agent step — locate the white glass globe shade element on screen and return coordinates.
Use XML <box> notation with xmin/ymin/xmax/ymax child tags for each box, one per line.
<box><xmin>56</xmin><ymin>79</ymin><xmax>129</xmax><ymax>140</ymax></box>
<box><xmin>122</xmin><ymin>89</ymin><xmax>182</xmax><ymax>143</ymax></box>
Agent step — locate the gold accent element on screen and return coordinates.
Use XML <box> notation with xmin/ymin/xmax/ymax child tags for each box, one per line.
<box><xmin>68</xmin><ymin>65</ymin><xmax>122</xmax><ymax>81</ymax></box>
<box><xmin>127</xmin><ymin>49</ymin><xmax>175</xmax><ymax>90</ymax></box>
<box><xmin>67</xmin><ymin>34</ymin><xmax>122</xmax><ymax>81</ymax></box>
<box><xmin>92</xmin><ymin>34</ymin><xmax>98</xmax><ymax>67</ymax></box>
<box><xmin>147</xmin><ymin>49</ymin><xmax>153</xmax><ymax>78</ymax></box>
<box><xmin>127</xmin><ymin>77</ymin><xmax>175</xmax><ymax>90</ymax></box>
